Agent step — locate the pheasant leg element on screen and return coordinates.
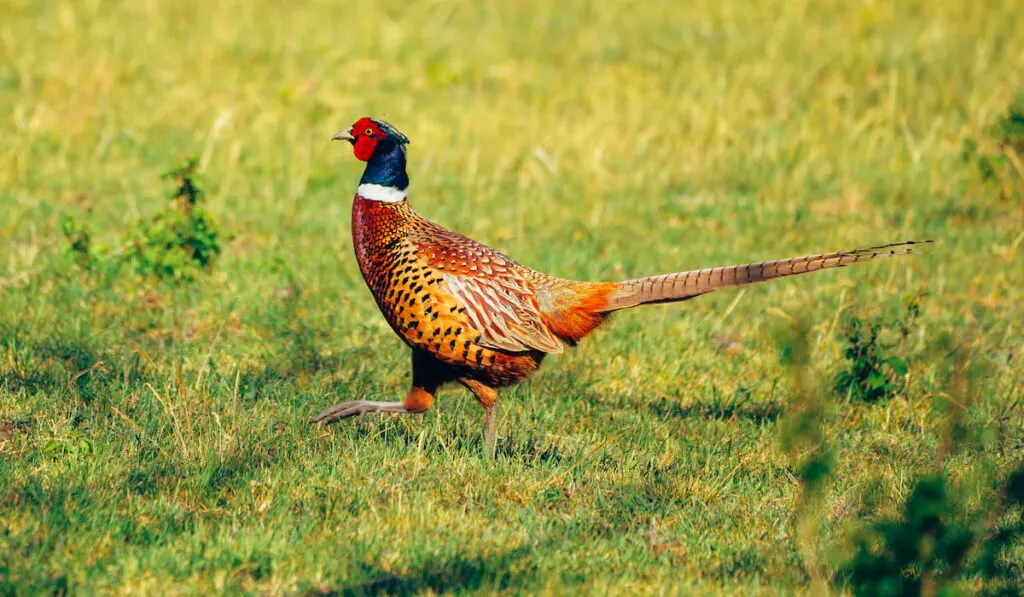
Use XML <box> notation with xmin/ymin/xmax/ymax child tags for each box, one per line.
<box><xmin>459</xmin><ymin>377</ymin><xmax>500</xmax><ymax>458</ymax></box>
<box><xmin>312</xmin><ymin>350</ymin><xmax>441</xmax><ymax>425</ymax></box>
<box><xmin>484</xmin><ymin>403</ymin><xmax>498</xmax><ymax>458</ymax></box>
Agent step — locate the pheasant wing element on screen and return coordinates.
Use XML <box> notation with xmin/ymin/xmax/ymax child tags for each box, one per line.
<box><xmin>439</xmin><ymin>271</ymin><xmax>565</xmax><ymax>354</ymax></box>
<box><xmin>413</xmin><ymin>235</ymin><xmax>565</xmax><ymax>354</ymax></box>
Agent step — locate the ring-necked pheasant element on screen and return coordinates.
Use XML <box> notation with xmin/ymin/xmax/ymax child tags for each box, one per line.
<box><xmin>312</xmin><ymin>117</ymin><xmax>928</xmax><ymax>452</ymax></box>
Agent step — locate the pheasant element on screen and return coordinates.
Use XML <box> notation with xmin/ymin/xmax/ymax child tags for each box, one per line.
<box><xmin>312</xmin><ymin>117</ymin><xmax>928</xmax><ymax>451</ymax></box>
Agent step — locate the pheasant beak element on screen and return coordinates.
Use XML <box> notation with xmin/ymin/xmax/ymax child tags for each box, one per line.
<box><xmin>332</xmin><ymin>127</ymin><xmax>356</xmax><ymax>143</ymax></box>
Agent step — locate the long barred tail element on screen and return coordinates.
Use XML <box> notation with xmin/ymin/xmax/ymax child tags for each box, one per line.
<box><xmin>601</xmin><ymin>240</ymin><xmax>932</xmax><ymax>311</ymax></box>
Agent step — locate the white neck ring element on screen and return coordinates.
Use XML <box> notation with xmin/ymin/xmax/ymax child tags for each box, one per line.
<box><xmin>357</xmin><ymin>183</ymin><xmax>407</xmax><ymax>203</ymax></box>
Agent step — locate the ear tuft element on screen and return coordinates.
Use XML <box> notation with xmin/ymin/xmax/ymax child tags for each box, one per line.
<box><xmin>371</xmin><ymin>119</ymin><xmax>411</xmax><ymax>144</ymax></box>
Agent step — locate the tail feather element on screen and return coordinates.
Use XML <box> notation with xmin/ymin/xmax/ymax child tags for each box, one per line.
<box><xmin>602</xmin><ymin>240</ymin><xmax>931</xmax><ymax>312</ymax></box>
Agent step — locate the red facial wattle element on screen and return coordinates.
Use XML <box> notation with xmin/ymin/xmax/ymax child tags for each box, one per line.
<box><xmin>353</xmin><ymin>135</ymin><xmax>378</xmax><ymax>161</ymax></box>
<box><xmin>349</xmin><ymin>117</ymin><xmax>381</xmax><ymax>161</ymax></box>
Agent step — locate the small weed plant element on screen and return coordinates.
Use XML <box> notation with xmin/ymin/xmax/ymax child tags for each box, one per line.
<box><xmin>834</xmin><ymin>295</ymin><xmax>921</xmax><ymax>402</ymax></box>
<box><xmin>961</xmin><ymin>92</ymin><xmax>1024</xmax><ymax>201</ymax></box>
<box><xmin>780</xmin><ymin>323</ymin><xmax>1024</xmax><ymax>596</ymax></box>
<box><xmin>60</xmin><ymin>156</ymin><xmax>224</xmax><ymax>283</ymax></box>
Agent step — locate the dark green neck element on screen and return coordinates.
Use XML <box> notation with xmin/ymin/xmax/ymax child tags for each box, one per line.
<box><xmin>360</xmin><ymin>138</ymin><xmax>409</xmax><ymax>190</ymax></box>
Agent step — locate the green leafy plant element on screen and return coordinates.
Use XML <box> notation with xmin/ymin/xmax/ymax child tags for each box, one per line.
<box><xmin>841</xmin><ymin>465</ymin><xmax>1024</xmax><ymax>597</ymax></box>
<box><xmin>838</xmin><ymin>334</ymin><xmax>1024</xmax><ymax>597</ymax></box>
<box><xmin>843</xmin><ymin>474</ymin><xmax>973</xmax><ymax>597</ymax></box>
<box><xmin>972</xmin><ymin>468</ymin><xmax>1024</xmax><ymax>597</ymax></box>
<box><xmin>0</xmin><ymin>561</ymin><xmax>11</xmax><ymax>597</ymax></box>
<box><xmin>961</xmin><ymin>92</ymin><xmax>1024</xmax><ymax>198</ymax></box>
<box><xmin>60</xmin><ymin>156</ymin><xmax>224</xmax><ymax>282</ymax></box>
<box><xmin>776</xmin><ymin>319</ymin><xmax>833</xmax><ymax>592</ymax></box>
<box><xmin>127</xmin><ymin>157</ymin><xmax>223</xmax><ymax>281</ymax></box>
<box><xmin>59</xmin><ymin>214</ymin><xmax>96</xmax><ymax>270</ymax></box>
<box><xmin>777</xmin><ymin>317</ymin><xmax>1021</xmax><ymax>596</ymax></box>
<box><xmin>834</xmin><ymin>297</ymin><xmax>919</xmax><ymax>402</ymax></box>
<box><xmin>42</xmin><ymin>432</ymin><xmax>94</xmax><ymax>461</ymax></box>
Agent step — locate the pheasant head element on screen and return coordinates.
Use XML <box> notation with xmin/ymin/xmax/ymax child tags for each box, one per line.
<box><xmin>333</xmin><ymin>117</ymin><xmax>411</xmax><ymax>201</ymax></box>
<box><xmin>333</xmin><ymin>117</ymin><xmax>410</xmax><ymax>161</ymax></box>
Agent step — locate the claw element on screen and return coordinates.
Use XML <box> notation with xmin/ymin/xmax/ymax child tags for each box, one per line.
<box><xmin>310</xmin><ymin>400</ymin><xmax>412</xmax><ymax>425</ymax></box>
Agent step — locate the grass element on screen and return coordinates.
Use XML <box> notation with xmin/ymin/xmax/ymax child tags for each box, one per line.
<box><xmin>1</xmin><ymin>0</ymin><xmax>1022</xmax><ymax>594</ymax></box>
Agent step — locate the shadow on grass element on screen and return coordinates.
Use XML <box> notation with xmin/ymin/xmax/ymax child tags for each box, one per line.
<box><xmin>312</xmin><ymin>546</ymin><xmax>555</xmax><ymax>596</ymax></box>
<box><xmin>234</xmin><ymin>344</ymin><xmax>378</xmax><ymax>402</ymax></box>
<box><xmin>555</xmin><ymin>366</ymin><xmax>782</xmax><ymax>425</ymax></box>
<box><xmin>335</xmin><ymin>413</ymin><xmax>564</xmax><ymax>466</ymax></box>
<box><xmin>494</xmin><ymin>434</ymin><xmax>564</xmax><ymax>465</ymax></box>
<box><xmin>0</xmin><ymin>329</ymin><xmax>147</xmax><ymax>403</ymax></box>
<box><xmin>647</xmin><ymin>396</ymin><xmax>782</xmax><ymax>424</ymax></box>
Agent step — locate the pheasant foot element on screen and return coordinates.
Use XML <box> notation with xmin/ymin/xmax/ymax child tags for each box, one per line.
<box><xmin>310</xmin><ymin>400</ymin><xmax>416</xmax><ymax>424</ymax></box>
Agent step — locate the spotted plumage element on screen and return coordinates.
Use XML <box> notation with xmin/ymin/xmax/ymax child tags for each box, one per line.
<box><xmin>313</xmin><ymin>117</ymin><xmax>930</xmax><ymax>454</ymax></box>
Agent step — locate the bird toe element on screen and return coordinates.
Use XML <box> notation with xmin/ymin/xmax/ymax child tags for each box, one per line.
<box><xmin>310</xmin><ymin>400</ymin><xmax>386</xmax><ymax>424</ymax></box>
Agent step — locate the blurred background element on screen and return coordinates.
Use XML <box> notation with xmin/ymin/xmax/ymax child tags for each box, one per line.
<box><xmin>1</xmin><ymin>0</ymin><xmax>1022</xmax><ymax>594</ymax></box>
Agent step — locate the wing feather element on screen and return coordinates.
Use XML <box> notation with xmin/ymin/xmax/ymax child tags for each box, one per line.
<box><xmin>440</xmin><ymin>272</ymin><xmax>565</xmax><ymax>353</ymax></box>
<box><xmin>411</xmin><ymin>232</ymin><xmax>565</xmax><ymax>354</ymax></box>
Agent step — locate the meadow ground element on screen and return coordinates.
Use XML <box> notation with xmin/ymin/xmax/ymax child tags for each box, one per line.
<box><xmin>1</xmin><ymin>0</ymin><xmax>1023</xmax><ymax>594</ymax></box>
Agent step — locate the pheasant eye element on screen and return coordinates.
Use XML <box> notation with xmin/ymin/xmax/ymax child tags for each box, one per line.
<box><xmin>364</xmin><ymin>127</ymin><xmax>374</xmax><ymax>136</ymax></box>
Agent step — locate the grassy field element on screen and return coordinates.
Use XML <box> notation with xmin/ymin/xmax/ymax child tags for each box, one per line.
<box><xmin>2</xmin><ymin>0</ymin><xmax>1023</xmax><ymax>594</ymax></box>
